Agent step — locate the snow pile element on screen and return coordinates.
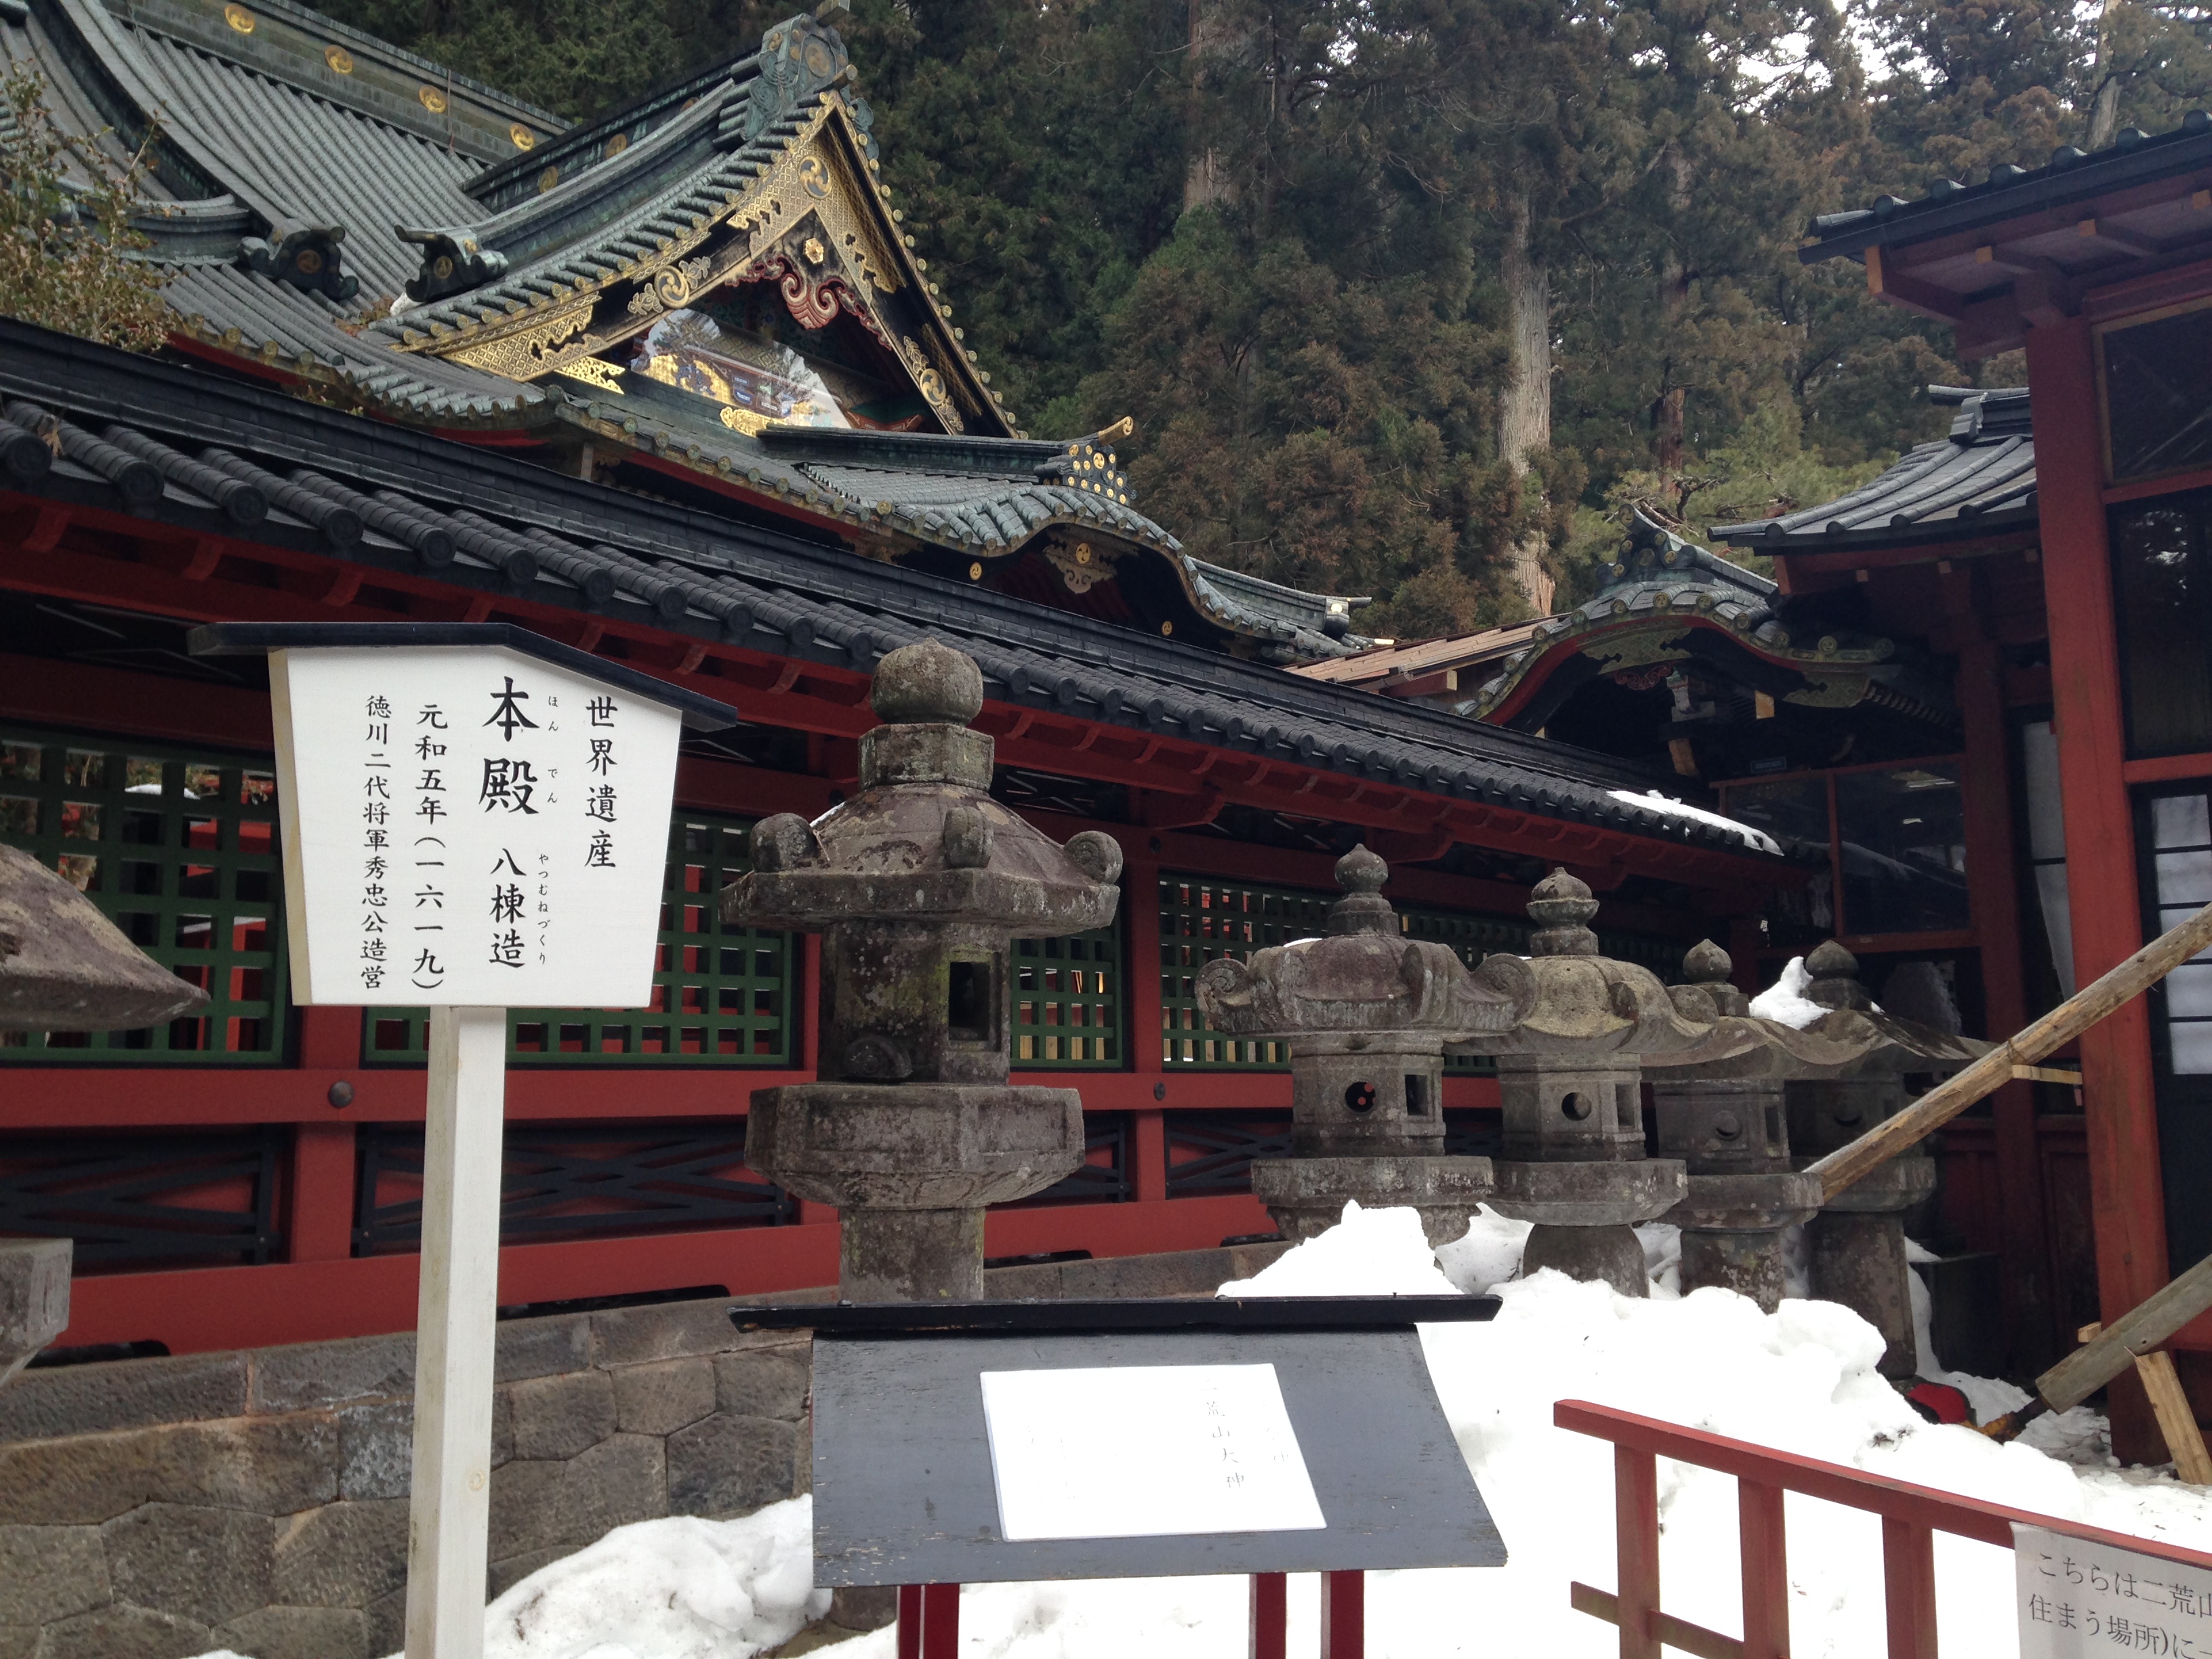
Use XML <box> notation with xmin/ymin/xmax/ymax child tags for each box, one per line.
<box><xmin>1608</xmin><ymin>789</ymin><xmax>1782</xmax><ymax>855</ymax></box>
<box><xmin>1748</xmin><ymin>955</ymin><xmax>1827</xmax><ymax>1027</ymax></box>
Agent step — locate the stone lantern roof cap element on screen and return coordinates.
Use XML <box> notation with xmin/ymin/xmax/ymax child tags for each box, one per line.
<box><xmin>0</xmin><ymin>845</ymin><xmax>211</xmax><ymax>1031</ymax></box>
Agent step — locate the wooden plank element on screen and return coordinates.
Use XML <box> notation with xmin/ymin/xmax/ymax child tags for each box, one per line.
<box><xmin>2133</xmin><ymin>1350</ymin><xmax>2212</xmax><ymax>1485</ymax></box>
<box><xmin>1570</xmin><ymin>1582</ymin><xmax>1746</xmax><ymax>1659</ymax></box>
<box><xmin>401</xmin><ymin>1005</ymin><xmax>508</xmax><ymax>1659</ymax></box>
<box><xmin>1803</xmin><ymin>895</ymin><xmax>2212</xmax><ymax>1201</ymax></box>
<box><xmin>1881</xmin><ymin>1519</ymin><xmax>1939</xmax><ymax>1659</ymax></box>
<box><xmin>1739</xmin><ymin>1479</ymin><xmax>1790</xmax><ymax>1659</ymax></box>
<box><xmin>2036</xmin><ymin>1251</ymin><xmax>2212</xmax><ymax>1411</ymax></box>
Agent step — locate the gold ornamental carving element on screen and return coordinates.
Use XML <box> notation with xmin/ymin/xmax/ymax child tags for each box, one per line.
<box><xmin>445</xmin><ymin>304</ymin><xmax>601</xmax><ymax>377</ymax></box>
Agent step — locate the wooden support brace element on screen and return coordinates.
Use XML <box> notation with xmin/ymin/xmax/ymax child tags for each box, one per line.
<box><xmin>1738</xmin><ymin>1479</ymin><xmax>1790</xmax><ymax>1659</ymax></box>
<box><xmin>1616</xmin><ymin>1446</ymin><xmax>1662</xmax><ymax>1659</ymax></box>
<box><xmin>1881</xmin><ymin>1517</ymin><xmax>1938</xmax><ymax>1659</ymax></box>
<box><xmin>2085</xmin><ymin>1326</ymin><xmax>2212</xmax><ymax>1484</ymax></box>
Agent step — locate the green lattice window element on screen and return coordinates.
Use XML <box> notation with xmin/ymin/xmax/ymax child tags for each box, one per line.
<box><xmin>0</xmin><ymin>728</ymin><xmax>287</xmax><ymax>1063</ymax></box>
<box><xmin>1159</xmin><ymin>872</ymin><xmax>1692</xmax><ymax>1070</ymax></box>
<box><xmin>1012</xmin><ymin>926</ymin><xmax>1122</xmax><ymax>1068</ymax></box>
<box><xmin>363</xmin><ymin>814</ymin><xmax>794</xmax><ymax>1065</ymax></box>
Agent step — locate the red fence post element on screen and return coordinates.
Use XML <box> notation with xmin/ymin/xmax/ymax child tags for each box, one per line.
<box><xmin>1740</xmin><ymin>1479</ymin><xmax>1790</xmax><ymax>1659</ymax></box>
<box><xmin>896</xmin><ymin>1586</ymin><xmax>922</xmax><ymax>1659</ymax></box>
<box><xmin>1249</xmin><ymin>1572</ymin><xmax>1287</xmax><ymax>1659</ymax></box>
<box><xmin>1319</xmin><ymin>1570</ymin><xmax>1364</xmax><ymax>1659</ymax></box>
<box><xmin>920</xmin><ymin>1583</ymin><xmax>960</xmax><ymax>1659</ymax></box>
<box><xmin>1616</xmin><ymin>1446</ymin><xmax>1662</xmax><ymax>1659</ymax></box>
<box><xmin>1882</xmin><ymin>1518</ymin><xmax>1939</xmax><ymax>1659</ymax></box>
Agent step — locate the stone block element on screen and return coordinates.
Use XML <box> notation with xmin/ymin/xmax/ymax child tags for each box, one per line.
<box><xmin>335</xmin><ymin>1401</ymin><xmax>411</xmax><ymax>1502</ymax></box>
<box><xmin>666</xmin><ymin>1414</ymin><xmax>797</xmax><ymax>1518</ymax></box>
<box><xmin>270</xmin><ymin>1500</ymin><xmax>408</xmax><ymax>1608</ymax></box>
<box><xmin>554</xmin><ymin>1433</ymin><xmax>665</xmax><ymax>1545</ymax></box>
<box><xmin>589</xmin><ymin>1299</ymin><xmax>738</xmax><ymax>1368</ymax></box>
<box><xmin>507</xmin><ymin>1370</ymin><xmax>615</xmax><ymax>1462</ymax></box>
<box><xmin>0</xmin><ymin>1525</ymin><xmax>110</xmax><ymax>1624</ymax></box>
<box><xmin>794</xmin><ymin>1411</ymin><xmax>811</xmax><ymax>1496</ymax></box>
<box><xmin>100</xmin><ymin>1504</ymin><xmax>272</xmax><ymax>1627</ymax></box>
<box><xmin>209</xmin><ymin>1605</ymin><xmax>369</xmax><ymax>1659</ymax></box>
<box><xmin>487</xmin><ymin>1545</ymin><xmax>572</xmax><ymax>1600</ymax></box>
<box><xmin>1</xmin><ymin>1414</ymin><xmax>333</xmax><ymax>1528</ymax></box>
<box><xmin>487</xmin><ymin>1460</ymin><xmax>565</xmax><ymax>1562</ymax></box>
<box><xmin>0</xmin><ymin>1241</ymin><xmax>70</xmax><ymax>1385</ymax></box>
<box><xmin>0</xmin><ymin>1624</ymin><xmax>33</xmax><ymax>1659</ymax></box>
<box><xmin>0</xmin><ymin>1433</ymin><xmax>156</xmax><ymax>1528</ymax></box>
<box><xmin>249</xmin><ymin>1334</ymin><xmax>413</xmax><ymax>1415</ymax></box>
<box><xmin>0</xmin><ymin>1354</ymin><xmax>248</xmax><ymax>1446</ymax></box>
<box><xmin>611</xmin><ymin>1358</ymin><xmax>715</xmax><ymax>1435</ymax></box>
<box><xmin>491</xmin><ymin>1315</ymin><xmax>592</xmax><ymax>1385</ymax></box>
<box><xmin>31</xmin><ymin>1603</ymin><xmax>209</xmax><ymax>1659</ymax></box>
<box><xmin>713</xmin><ymin>1351</ymin><xmax>808</xmax><ymax>1421</ymax></box>
<box><xmin>362</xmin><ymin>1588</ymin><xmax>405</xmax><ymax>1659</ymax></box>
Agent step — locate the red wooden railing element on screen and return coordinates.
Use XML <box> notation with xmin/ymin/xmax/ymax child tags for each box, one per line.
<box><xmin>1557</xmin><ymin>1398</ymin><xmax>2212</xmax><ymax>1659</ymax></box>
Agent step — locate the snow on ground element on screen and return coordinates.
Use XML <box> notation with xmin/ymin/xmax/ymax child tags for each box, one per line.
<box><xmin>209</xmin><ymin>1206</ymin><xmax>2207</xmax><ymax>1659</ymax></box>
<box><xmin>1607</xmin><ymin>789</ymin><xmax>1782</xmax><ymax>855</ymax></box>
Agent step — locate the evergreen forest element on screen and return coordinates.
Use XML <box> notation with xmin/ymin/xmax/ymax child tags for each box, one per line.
<box><xmin>299</xmin><ymin>0</ymin><xmax>2212</xmax><ymax>634</ymax></box>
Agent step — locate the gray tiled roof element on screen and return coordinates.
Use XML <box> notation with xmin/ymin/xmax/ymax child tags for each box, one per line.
<box><xmin>1711</xmin><ymin>388</ymin><xmax>2034</xmax><ymax>552</ymax></box>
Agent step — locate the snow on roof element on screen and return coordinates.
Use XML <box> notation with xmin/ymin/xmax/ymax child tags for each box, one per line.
<box><xmin>1608</xmin><ymin>789</ymin><xmax>1781</xmax><ymax>855</ymax></box>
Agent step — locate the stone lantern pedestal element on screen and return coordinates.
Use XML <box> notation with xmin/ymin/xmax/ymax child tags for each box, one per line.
<box><xmin>1197</xmin><ymin>848</ymin><xmax>1509</xmax><ymax>1247</ymax></box>
<box><xmin>1462</xmin><ymin>872</ymin><xmax>1706</xmax><ymax>1297</ymax></box>
<box><xmin>1783</xmin><ymin>943</ymin><xmax>1983</xmax><ymax>1375</ymax></box>
<box><xmin>723</xmin><ymin>641</ymin><xmax>1122</xmax><ymax>1301</ymax></box>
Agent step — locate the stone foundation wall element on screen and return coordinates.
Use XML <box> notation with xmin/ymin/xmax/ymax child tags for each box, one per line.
<box><xmin>0</xmin><ymin>1241</ymin><xmax>1286</xmax><ymax>1659</ymax></box>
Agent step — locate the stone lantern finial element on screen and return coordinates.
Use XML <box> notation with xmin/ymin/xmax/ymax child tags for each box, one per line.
<box><xmin>1325</xmin><ymin>844</ymin><xmax>1393</xmax><ymax>936</ymax></box>
<box><xmin>1679</xmin><ymin>938</ymin><xmax>1751</xmax><ymax>1019</ymax></box>
<box><xmin>1803</xmin><ymin>939</ymin><xmax>1873</xmax><ymax>1010</ymax></box>
<box><xmin>1528</xmin><ymin>867</ymin><xmax>1599</xmax><ymax>956</ymax></box>
<box><xmin>870</xmin><ymin>636</ymin><xmax>984</xmax><ymax>726</ymax></box>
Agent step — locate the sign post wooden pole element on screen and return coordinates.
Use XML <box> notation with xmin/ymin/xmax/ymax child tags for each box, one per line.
<box><xmin>187</xmin><ymin>620</ymin><xmax>735</xmax><ymax>1659</ymax></box>
<box><xmin>406</xmin><ymin>1004</ymin><xmax>509</xmax><ymax>1659</ymax></box>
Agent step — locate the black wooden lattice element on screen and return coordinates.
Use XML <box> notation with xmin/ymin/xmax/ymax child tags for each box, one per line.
<box><xmin>1162</xmin><ymin>1111</ymin><xmax>1294</xmax><ymax>1197</ymax></box>
<box><xmin>0</xmin><ymin>1130</ymin><xmax>283</xmax><ymax>1265</ymax></box>
<box><xmin>352</xmin><ymin>1123</ymin><xmax>797</xmax><ymax>1255</ymax></box>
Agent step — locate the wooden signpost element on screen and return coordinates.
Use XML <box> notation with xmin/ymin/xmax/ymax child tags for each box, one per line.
<box><xmin>739</xmin><ymin>1296</ymin><xmax>1509</xmax><ymax>1659</ymax></box>
<box><xmin>191</xmin><ymin>622</ymin><xmax>733</xmax><ymax>1659</ymax></box>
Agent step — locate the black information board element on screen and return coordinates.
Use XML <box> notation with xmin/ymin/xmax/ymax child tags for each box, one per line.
<box><xmin>739</xmin><ymin>1298</ymin><xmax>1508</xmax><ymax>1586</ymax></box>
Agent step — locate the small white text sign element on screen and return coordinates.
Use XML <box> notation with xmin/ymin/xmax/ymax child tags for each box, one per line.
<box><xmin>2015</xmin><ymin>1523</ymin><xmax>2212</xmax><ymax>1658</ymax></box>
<box><xmin>272</xmin><ymin>645</ymin><xmax>682</xmax><ymax>1007</ymax></box>
<box><xmin>980</xmin><ymin>1364</ymin><xmax>1326</xmax><ymax>1542</ymax></box>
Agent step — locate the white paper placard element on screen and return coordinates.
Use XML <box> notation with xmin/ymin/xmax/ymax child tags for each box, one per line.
<box><xmin>2014</xmin><ymin>1523</ymin><xmax>2212</xmax><ymax>1657</ymax></box>
<box><xmin>979</xmin><ymin>1364</ymin><xmax>1326</xmax><ymax>1542</ymax></box>
<box><xmin>270</xmin><ymin>645</ymin><xmax>682</xmax><ymax>1007</ymax></box>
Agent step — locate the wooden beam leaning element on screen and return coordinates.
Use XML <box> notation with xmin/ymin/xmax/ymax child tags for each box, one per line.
<box><xmin>1804</xmin><ymin>896</ymin><xmax>2212</xmax><ymax>1201</ymax></box>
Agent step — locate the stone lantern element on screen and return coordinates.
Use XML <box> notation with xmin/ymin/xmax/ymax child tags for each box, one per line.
<box><xmin>1783</xmin><ymin>942</ymin><xmax>1984</xmax><ymax>1376</ymax></box>
<box><xmin>722</xmin><ymin>640</ymin><xmax>1123</xmax><ymax>1302</ymax></box>
<box><xmin>2</xmin><ymin>844</ymin><xmax>211</xmax><ymax>1378</ymax></box>
<box><xmin>1456</xmin><ymin>870</ymin><xmax>1708</xmax><ymax>1296</ymax></box>
<box><xmin>1641</xmin><ymin>940</ymin><xmax>1833</xmax><ymax>1311</ymax></box>
<box><xmin>1193</xmin><ymin>846</ymin><xmax>1513</xmax><ymax>1246</ymax></box>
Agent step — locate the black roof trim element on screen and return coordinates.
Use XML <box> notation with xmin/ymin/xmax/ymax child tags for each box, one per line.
<box><xmin>1801</xmin><ymin>110</ymin><xmax>2212</xmax><ymax>263</ymax></box>
<box><xmin>0</xmin><ymin>319</ymin><xmax>1784</xmax><ymax>863</ymax></box>
<box><xmin>735</xmin><ymin>1296</ymin><xmax>1501</xmax><ymax>1336</ymax></box>
<box><xmin>186</xmin><ymin>621</ymin><xmax>740</xmax><ymax>729</ymax></box>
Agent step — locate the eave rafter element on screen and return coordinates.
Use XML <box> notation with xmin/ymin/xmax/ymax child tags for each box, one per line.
<box><xmin>0</xmin><ymin>494</ymin><xmax>1784</xmax><ymax>898</ymax></box>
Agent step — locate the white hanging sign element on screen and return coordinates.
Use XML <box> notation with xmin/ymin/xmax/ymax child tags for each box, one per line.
<box><xmin>270</xmin><ymin>644</ymin><xmax>682</xmax><ymax>1008</ymax></box>
<box><xmin>2014</xmin><ymin>1523</ymin><xmax>2212</xmax><ymax>1658</ymax></box>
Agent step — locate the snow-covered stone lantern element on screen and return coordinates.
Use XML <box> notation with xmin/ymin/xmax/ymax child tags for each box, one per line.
<box><xmin>1458</xmin><ymin>869</ymin><xmax>1706</xmax><ymax>1296</ymax></box>
<box><xmin>1193</xmin><ymin>846</ymin><xmax>1511</xmax><ymax>1245</ymax></box>
<box><xmin>723</xmin><ymin>639</ymin><xmax>1124</xmax><ymax>1301</ymax></box>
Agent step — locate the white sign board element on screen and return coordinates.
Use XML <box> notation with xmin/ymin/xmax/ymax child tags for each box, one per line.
<box><xmin>2015</xmin><ymin>1523</ymin><xmax>2212</xmax><ymax>1658</ymax></box>
<box><xmin>270</xmin><ymin>645</ymin><xmax>682</xmax><ymax>1007</ymax></box>
<box><xmin>980</xmin><ymin>1364</ymin><xmax>1326</xmax><ymax>1542</ymax></box>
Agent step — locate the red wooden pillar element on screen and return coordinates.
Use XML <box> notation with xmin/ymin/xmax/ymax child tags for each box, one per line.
<box><xmin>1880</xmin><ymin>1517</ymin><xmax>1938</xmax><ymax>1659</ymax></box>
<box><xmin>291</xmin><ymin>1007</ymin><xmax>359</xmax><ymax>1263</ymax></box>
<box><xmin>1946</xmin><ymin>566</ymin><xmax>2054</xmax><ymax>1367</ymax></box>
<box><xmin>1319</xmin><ymin>1570</ymin><xmax>1364</xmax><ymax>1659</ymax></box>
<box><xmin>1738</xmin><ymin>1479</ymin><xmax>1789</xmax><ymax>1659</ymax></box>
<box><xmin>896</xmin><ymin>1586</ymin><xmax>922</xmax><ymax>1659</ymax></box>
<box><xmin>2024</xmin><ymin>316</ymin><xmax>2170</xmax><ymax>1454</ymax></box>
<box><xmin>920</xmin><ymin>1583</ymin><xmax>958</xmax><ymax>1658</ymax></box>
<box><xmin>1124</xmin><ymin>848</ymin><xmax>1170</xmax><ymax>1202</ymax></box>
<box><xmin>1248</xmin><ymin>1572</ymin><xmax>1287</xmax><ymax>1659</ymax></box>
<box><xmin>1614</xmin><ymin>1445</ymin><xmax>1661</xmax><ymax>1659</ymax></box>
